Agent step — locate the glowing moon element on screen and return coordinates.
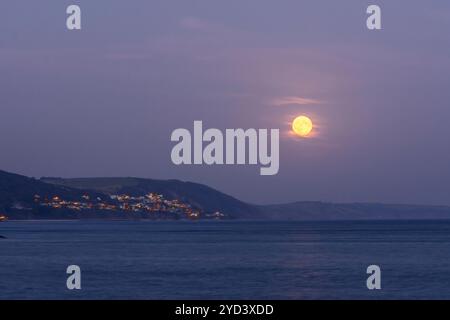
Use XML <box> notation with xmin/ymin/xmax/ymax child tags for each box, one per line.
<box><xmin>292</xmin><ymin>116</ymin><xmax>313</xmax><ymax>137</ymax></box>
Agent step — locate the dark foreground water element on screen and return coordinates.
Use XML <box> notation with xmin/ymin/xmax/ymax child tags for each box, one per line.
<box><xmin>0</xmin><ymin>220</ymin><xmax>449</xmax><ymax>299</ymax></box>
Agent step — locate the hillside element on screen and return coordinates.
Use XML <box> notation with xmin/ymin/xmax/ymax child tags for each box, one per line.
<box><xmin>1</xmin><ymin>170</ymin><xmax>450</xmax><ymax>220</ymax></box>
<box><xmin>42</xmin><ymin>176</ymin><xmax>450</xmax><ymax>221</ymax></box>
<box><xmin>41</xmin><ymin>177</ymin><xmax>257</xmax><ymax>218</ymax></box>
<box><xmin>0</xmin><ymin>170</ymin><xmax>106</xmax><ymax>208</ymax></box>
<box><xmin>0</xmin><ymin>170</ymin><xmax>108</xmax><ymax>219</ymax></box>
<box><xmin>258</xmin><ymin>201</ymin><xmax>450</xmax><ymax>220</ymax></box>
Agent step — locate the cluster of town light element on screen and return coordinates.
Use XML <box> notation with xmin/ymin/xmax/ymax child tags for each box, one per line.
<box><xmin>33</xmin><ymin>193</ymin><xmax>220</xmax><ymax>219</ymax></box>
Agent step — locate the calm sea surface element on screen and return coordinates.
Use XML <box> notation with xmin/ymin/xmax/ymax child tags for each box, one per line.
<box><xmin>0</xmin><ymin>220</ymin><xmax>449</xmax><ymax>299</ymax></box>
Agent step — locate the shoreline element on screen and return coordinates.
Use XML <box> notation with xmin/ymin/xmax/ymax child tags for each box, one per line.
<box><xmin>3</xmin><ymin>218</ymin><xmax>450</xmax><ymax>223</ymax></box>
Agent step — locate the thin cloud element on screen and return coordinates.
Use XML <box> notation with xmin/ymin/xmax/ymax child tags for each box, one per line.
<box><xmin>273</xmin><ymin>96</ymin><xmax>322</xmax><ymax>106</ymax></box>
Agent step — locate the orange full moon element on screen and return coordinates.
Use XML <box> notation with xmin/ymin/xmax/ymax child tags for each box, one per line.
<box><xmin>292</xmin><ymin>116</ymin><xmax>313</xmax><ymax>137</ymax></box>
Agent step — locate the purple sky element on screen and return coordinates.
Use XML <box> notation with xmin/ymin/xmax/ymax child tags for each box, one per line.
<box><xmin>1</xmin><ymin>1</ymin><xmax>450</xmax><ymax>205</ymax></box>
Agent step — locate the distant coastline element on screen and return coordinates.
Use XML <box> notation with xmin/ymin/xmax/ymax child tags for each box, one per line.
<box><xmin>2</xmin><ymin>169</ymin><xmax>450</xmax><ymax>221</ymax></box>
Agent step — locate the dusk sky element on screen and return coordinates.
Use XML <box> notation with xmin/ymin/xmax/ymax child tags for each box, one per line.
<box><xmin>1</xmin><ymin>1</ymin><xmax>450</xmax><ymax>205</ymax></box>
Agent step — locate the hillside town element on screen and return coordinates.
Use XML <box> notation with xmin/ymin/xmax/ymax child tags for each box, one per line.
<box><xmin>33</xmin><ymin>193</ymin><xmax>226</xmax><ymax>220</ymax></box>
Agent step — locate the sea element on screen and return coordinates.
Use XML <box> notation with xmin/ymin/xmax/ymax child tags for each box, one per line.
<box><xmin>0</xmin><ymin>220</ymin><xmax>449</xmax><ymax>300</ymax></box>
